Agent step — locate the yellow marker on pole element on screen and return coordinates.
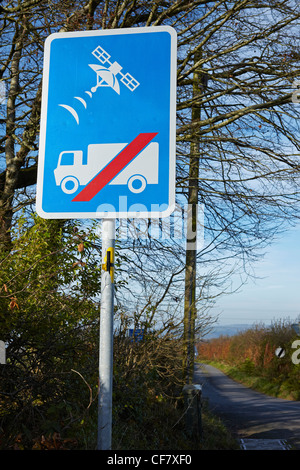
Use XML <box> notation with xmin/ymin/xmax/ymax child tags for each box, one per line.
<box><xmin>102</xmin><ymin>247</ymin><xmax>114</xmax><ymax>283</ymax></box>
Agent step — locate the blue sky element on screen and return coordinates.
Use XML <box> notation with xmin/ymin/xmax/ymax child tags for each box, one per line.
<box><xmin>211</xmin><ymin>223</ymin><xmax>300</xmax><ymax>326</ymax></box>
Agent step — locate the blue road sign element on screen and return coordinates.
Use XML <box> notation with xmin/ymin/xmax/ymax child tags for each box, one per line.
<box><xmin>128</xmin><ymin>329</ymin><xmax>144</xmax><ymax>342</ymax></box>
<box><xmin>36</xmin><ymin>26</ymin><xmax>177</xmax><ymax>219</ymax></box>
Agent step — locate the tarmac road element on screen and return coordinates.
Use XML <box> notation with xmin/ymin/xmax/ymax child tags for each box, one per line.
<box><xmin>194</xmin><ymin>363</ymin><xmax>300</xmax><ymax>449</ymax></box>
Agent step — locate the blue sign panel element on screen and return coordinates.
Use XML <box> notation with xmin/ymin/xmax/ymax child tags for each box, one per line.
<box><xmin>128</xmin><ymin>329</ymin><xmax>144</xmax><ymax>342</ymax></box>
<box><xmin>36</xmin><ymin>26</ymin><xmax>177</xmax><ymax>219</ymax></box>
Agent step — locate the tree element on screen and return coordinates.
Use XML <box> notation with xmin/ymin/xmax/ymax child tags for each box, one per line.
<box><xmin>176</xmin><ymin>0</ymin><xmax>300</xmax><ymax>382</ymax></box>
<box><xmin>0</xmin><ymin>214</ymin><xmax>102</xmax><ymax>447</ymax></box>
<box><xmin>182</xmin><ymin>50</ymin><xmax>203</xmax><ymax>384</ymax></box>
<box><xmin>0</xmin><ymin>0</ymin><xmax>195</xmax><ymax>249</ymax></box>
<box><xmin>1</xmin><ymin>0</ymin><xmax>300</xmax><ymax>384</ymax></box>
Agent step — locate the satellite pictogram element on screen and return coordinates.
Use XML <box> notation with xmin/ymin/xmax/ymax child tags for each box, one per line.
<box><xmin>89</xmin><ymin>45</ymin><xmax>140</xmax><ymax>95</ymax></box>
<box><xmin>59</xmin><ymin>44</ymin><xmax>140</xmax><ymax>124</ymax></box>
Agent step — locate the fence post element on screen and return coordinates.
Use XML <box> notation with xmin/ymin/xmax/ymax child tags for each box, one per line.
<box><xmin>0</xmin><ymin>341</ymin><xmax>6</xmax><ymax>365</ymax></box>
<box><xmin>182</xmin><ymin>384</ymin><xmax>202</xmax><ymax>439</ymax></box>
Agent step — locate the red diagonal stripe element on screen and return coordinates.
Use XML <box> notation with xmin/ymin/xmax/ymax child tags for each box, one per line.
<box><xmin>72</xmin><ymin>132</ymin><xmax>158</xmax><ymax>202</ymax></box>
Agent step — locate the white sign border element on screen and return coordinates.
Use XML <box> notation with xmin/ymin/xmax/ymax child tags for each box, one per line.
<box><xmin>36</xmin><ymin>26</ymin><xmax>177</xmax><ymax>219</ymax></box>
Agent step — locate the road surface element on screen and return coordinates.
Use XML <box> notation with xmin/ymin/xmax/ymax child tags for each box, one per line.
<box><xmin>194</xmin><ymin>363</ymin><xmax>300</xmax><ymax>449</ymax></box>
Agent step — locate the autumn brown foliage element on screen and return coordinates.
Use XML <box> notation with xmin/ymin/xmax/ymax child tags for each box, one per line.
<box><xmin>197</xmin><ymin>320</ymin><xmax>300</xmax><ymax>400</ymax></box>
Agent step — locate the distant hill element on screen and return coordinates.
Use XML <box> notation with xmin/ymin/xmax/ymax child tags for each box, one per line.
<box><xmin>203</xmin><ymin>324</ymin><xmax>253</xmax><ymax>339</ymax></box>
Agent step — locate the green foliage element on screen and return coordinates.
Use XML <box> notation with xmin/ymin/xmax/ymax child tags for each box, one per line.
<box><xmin>0</xmin><ymin>214</ymin><xmax>236</xmax><ymax>450</ymax></box>
<box><xmin>0</xmin><ymin>214</ymin><xmax>101</xmax><ymax>448</ymax></box>
<box><xmin>239</xmin><ymin>358</ymin><xmax>255</xmax><ymax>375</ymax></box>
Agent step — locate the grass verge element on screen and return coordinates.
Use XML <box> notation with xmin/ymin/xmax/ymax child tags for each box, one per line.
<box><xmin>201</xmin><ymin>360</ymin><xmax>297</xmax><ymax>400</ymax></box>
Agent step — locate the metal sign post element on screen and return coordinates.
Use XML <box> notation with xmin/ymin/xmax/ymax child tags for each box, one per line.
<box><xmin>98</xmin><ymin>218</ymin><xmax>115</xmax><ymax>450</ymax></box>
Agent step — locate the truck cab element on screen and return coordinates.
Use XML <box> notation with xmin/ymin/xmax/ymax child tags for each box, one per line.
<box><xmin>54</xmin><ymin>150</ymin><xmax>84</xmax><ymax>194</ymax></box>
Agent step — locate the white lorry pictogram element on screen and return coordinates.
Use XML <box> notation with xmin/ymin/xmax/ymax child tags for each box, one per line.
<box><xmin>54</xmin><ymin>142</ymin><xmax>159</xmax><ymax>195</ymax></box>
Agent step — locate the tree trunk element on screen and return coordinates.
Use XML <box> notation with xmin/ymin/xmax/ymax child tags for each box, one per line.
<box><xmin>183</xmin><ymin>51</ymin><xmax>202</xmax><ymax>384</ymax></box>
<box><xmin>0</xmin><ymin>26</ymin><xmax>24</xmax><ymax>252</ymax></box>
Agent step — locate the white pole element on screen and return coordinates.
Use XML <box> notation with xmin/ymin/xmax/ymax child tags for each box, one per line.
<box><xmin>97</xmin><ymin>218</ymin><xmax>115</xmax><ymax>450</ymax></box>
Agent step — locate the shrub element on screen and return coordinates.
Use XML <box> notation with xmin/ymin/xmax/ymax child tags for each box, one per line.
<box><xmin>0</xmin><ymin>215</ymin><xmax>101</xmax><ymax>448</ymax></box>
<box><xmin>197</xmin><ymin>319</ymin><xmax>300</xmax><ymax>400</ymax></box>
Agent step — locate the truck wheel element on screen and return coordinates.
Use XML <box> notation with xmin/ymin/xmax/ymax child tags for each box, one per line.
<box><xmin>61</xmin><ymin>176</ymin><xmax>79</xmax><ymax>194</ymax></box>
<box><xmin>128</xmin><ymin>175</ymin><xmax>147</xmax><ymax>193</ymax></box>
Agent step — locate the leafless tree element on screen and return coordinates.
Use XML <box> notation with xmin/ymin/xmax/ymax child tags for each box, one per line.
<box><xmin>1</xmin><ymin>0</ymin><xmax>300</xmax><ymax>383</ymax></box>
